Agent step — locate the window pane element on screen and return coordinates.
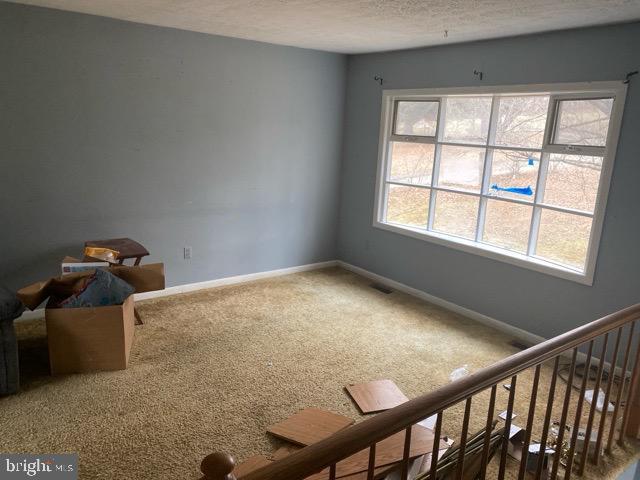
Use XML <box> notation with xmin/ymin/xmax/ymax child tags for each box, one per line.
<box><xmin>544</xmin><ymin>154</ymin><xmax>602</xmax><ymax>212</ymax></box>
<box><xmin>388</xmin><ymin>142</ymin><xmax>435</xmax><ymax>185</ymax></box>
<box><xmin>495</xmin><ymin>95</ymin><xmax>549</xmax><ymax>148</ymax></box>
<box><xmin>553</xmin><ymin>98</ymin><xmax>613</xmax><ymax>146</ymax></box>
<box><xmin>536</xmin><ymin>209</ymin><xmax>592</xmax><ymax>270</ymax></box>
<box><xmin>394</xmin><ymin>101</ymin><xmax>439</xmax><ymax>136</ymax></box>
<box><xmin>488</xmin><ymin>150</ymin><xmax>539</xmax><ymax>201</ymax></box>
<box><xmin>482</xmin><ymin>200</ymin><xmax>532</xmax><ymax>253</ymax></box>
<box><xmin>432</xmin><ymin>191</ymin><xmax>479</xmax><ymax>239</ymax></box>
<box><xmin>443</xmin><ymin>97</ymin><xmax>492</xmax><ymax>145</ymax></box>
<box><xmin>438</xmin><ymin>145</ymin><xmax>486</xmax><ymax>193</ymax></box>
<box><xmin>385</xmin><ymin>185</ymin><xmax>430</xmax><ymax>228</ymax></box>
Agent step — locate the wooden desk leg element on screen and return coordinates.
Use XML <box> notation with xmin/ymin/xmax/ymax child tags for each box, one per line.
<box><xmin>134</xmin><ymin>308</ymin><xmax>143</xmax><ymax>325</ymax></box>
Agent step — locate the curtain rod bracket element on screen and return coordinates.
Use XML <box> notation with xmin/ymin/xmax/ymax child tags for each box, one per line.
<box><xmin>624</xmin><ymin>71</ymin><xmax>638</xmax><ymax>84</ymax></box>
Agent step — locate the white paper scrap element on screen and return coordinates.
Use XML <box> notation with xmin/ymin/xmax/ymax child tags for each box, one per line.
<box><xmin>584</xmin><ymin>388</ymin><xmax>614</xmax><ymax>413</ymax></box>
<box><xmin>499</xmin><ymin>410</ymin><xmax>517</xmax><ymax>421</ymax></box>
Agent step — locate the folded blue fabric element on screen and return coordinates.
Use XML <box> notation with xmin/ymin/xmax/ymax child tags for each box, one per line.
<box><xmin>60</xmin><ymin>269</ymin><xmax>134</xmax><ymax>308</ymax></box>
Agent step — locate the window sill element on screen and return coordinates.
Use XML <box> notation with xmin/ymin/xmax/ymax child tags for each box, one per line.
<box><xmin>372</xmin><ymin>220</ymin><xmax>594</xmax><ymax>286</ymax></box>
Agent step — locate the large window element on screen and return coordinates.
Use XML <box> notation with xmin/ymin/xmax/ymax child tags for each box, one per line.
<box><xmin>374</xmin><ymin>82</ymin><xmax>626</xmax><ymax>284</ymax></box>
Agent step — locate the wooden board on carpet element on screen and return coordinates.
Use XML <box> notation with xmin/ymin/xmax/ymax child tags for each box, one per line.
<box><xmin>345</xmin><ymin>379</ymin><xmax>408</xmax><ymax>414</ymax></box>
<box><xmin>267</xmin><ymin>408</ymin><xmax>355</xmax><ymax>446</ymax></box>
<box><xmin>234</xmin><ymin>455</ymin><xmax>272</xmax><ymax>478</ymax></box>
<box><xmin>272</xmin><ymin>444</ymin><xmax>302</xmax><ymax>461</ymax></box>
<box><xmin>304</xmin><ymin>425</ymin><xmax>435</xmax><ymax>479</ymax></box>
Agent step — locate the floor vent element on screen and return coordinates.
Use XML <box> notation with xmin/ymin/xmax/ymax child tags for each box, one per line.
<box><xmin>370</xmin><ymin>283</ymin><xmax>393</xmax><ymax>294</ymax></box>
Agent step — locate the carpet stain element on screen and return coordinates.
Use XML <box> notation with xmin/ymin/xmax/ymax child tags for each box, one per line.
<box><xmin>3</xmin><ymin>267</ymin><xmax>638</xmax><ymax>479</ymax></box>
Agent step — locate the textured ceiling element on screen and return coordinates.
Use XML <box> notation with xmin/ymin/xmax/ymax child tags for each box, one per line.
<box><xmin>7</xmin><ymin>0</ymin><xmax>640</xmax><ymax>53</ymax></box>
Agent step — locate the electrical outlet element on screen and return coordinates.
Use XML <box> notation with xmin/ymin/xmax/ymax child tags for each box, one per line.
<box><xmin>183</xmin><ymin>246</ymin><xmax>192</xmax><ymax>260</ymax></box>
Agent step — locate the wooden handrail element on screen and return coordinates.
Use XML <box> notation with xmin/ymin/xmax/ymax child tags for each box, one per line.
<box><xmin>203</xmin><ymin>303</ymin><xmax>640</xmax><ymax>480</ymax></box>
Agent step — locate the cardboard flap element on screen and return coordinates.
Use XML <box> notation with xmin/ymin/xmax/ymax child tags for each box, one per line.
<box><xmin>17</xmin><ymin>279</ymin><xmax>53</xmax><ymax>310</ymax></box>
<box><xmin>110</xmin><ymin>263</ymin><xmax>165</xmax><ymax>293</ymax></box>
<box><xmin>18</xmin><ymin>271</ymin><xmax>92</xmax><ymax>310</ymax></box>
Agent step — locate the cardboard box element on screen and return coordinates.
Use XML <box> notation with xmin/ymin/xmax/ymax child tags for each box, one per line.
<box><xmin>109</xmin><ymin>262</ymin><xmax>165</xmax><ymax>293</ymax></box>
<box><xmin>18</xmin><ymin>263</ymin><xmax>164</xmax><ymax>375</ymax></box>
<box><xmin>46</xmin><ymin>295</ymin><xmax>135</xmax><ymax>374</ymax></box>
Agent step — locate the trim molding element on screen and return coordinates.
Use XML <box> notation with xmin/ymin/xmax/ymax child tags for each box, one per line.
<box><xmin>16</xmin><ymin>260</ymin><xmax>339</xmax><ymax>321</ymax></box>
<box><xmin>337</xmin><ymin>262</ymin><xmax>633</xmax><ymax>376</ymax></box>
<box><xmin>15</xmin><ymin>257</ymin><xmax>546</xmax><ymax>349</ymax></box>
<box><xmin>337</xmin><ymin>260</ymin><xmax>546</xmax><ymax>347</ymax></box>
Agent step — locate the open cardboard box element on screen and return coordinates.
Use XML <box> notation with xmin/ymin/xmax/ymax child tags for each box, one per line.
<box><xmin>18</xmin><ymin>262</ymin><xmax>165</xmax><ymax>374</ymax></box>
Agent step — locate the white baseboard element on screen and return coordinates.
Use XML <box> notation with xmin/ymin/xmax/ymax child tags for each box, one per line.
<box><xmin>134</xmin><ymin>260</ymin><xmax>338</xmax><ymax>300</ymax></box>
<box><xmin>337</xmin><ymin>260</ymin><xmax>546</xmax><ymax>347</ymax></box>
<box><xmin>339</xmin><ymin>261</ymin><xmax>634</xmax><ymax>377</ymax></box>
<box><xmin>18</xmin><ymin>257</ymin><xmax>624</xmax><ymax>376</ymax></box>
<box><xmin>16</xmin><ymin>260</ymin><xmax>339</xmax><ymax>321</ymax></box>
<box><xmin>18</xmin><ymin>310</ymin><xmax>46</xmax><ymax>321</ymax></box>
<box><xmin>14</xmin><ymin>258</ymin><xmax>545</xmax><ymax>349</ymax></box>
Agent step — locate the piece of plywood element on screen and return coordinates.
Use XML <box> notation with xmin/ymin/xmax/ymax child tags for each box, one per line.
<box><xmin>272</xmin><ymin>444</ymin><xmax>302</xmax><ymax>461</ymax></box>
<box><xmin>267</xmin><ymin>408</ymin><xmax>355</xmax><ymax>446</ymax></box>
<box><xmin>234</xmin><ymin>455</ymin><xmax>272</xmax><ymax>478</ymax></box>
<box><xmin>345</xmin><ymin>379</ymin><xmax>409</xmax><ymax>414</ymax></box>
<box><xmin>305</xmin><ymin>425</ymin><xmax>435</xmax><ymax>479</ymax></box>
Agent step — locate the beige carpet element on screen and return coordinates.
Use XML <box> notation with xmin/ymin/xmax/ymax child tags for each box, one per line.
<box><xmin>2</xmin><ymin>267</ymin><xmax>638</xmax><ymax>479</ymax></box>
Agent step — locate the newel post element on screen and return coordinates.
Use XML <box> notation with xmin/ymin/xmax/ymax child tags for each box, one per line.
<box><xmin>624</xmin><ymin>339</ymin><xmax>640</xmax><ymax>439</ymax></box>
<box><xmin>200</xmin><ymin>452</ymin><xmax>236</xmax><ymax>480</ymax></box>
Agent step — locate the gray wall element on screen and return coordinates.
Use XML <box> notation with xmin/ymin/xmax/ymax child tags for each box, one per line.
<box><xmin>2</xmin><ymin>2</ymin><xmax>639</xmax><ymax>340</ymax></box>
<box><xmin>0</xmin><ymin>2</ymin><xmax>346</xmax><ymax>290</ymax></box>
<box><xmin>338</xmin><ymin>24</ymin><xmax>640</xmax><ymax>339</ymax></box>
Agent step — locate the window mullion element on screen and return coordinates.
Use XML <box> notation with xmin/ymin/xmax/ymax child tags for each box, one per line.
<box><xmin>475</xmin><ymin>96</ymin><xmax>500</xmax><ymax>242</ymax></box>
<box><xmin>428</xmin><ymin>98</ymin><xmax>447</xmax><ymax>231</ymax></box>
<box><xmin>527</xmin><ymin>96</ymin><xmax>556</xmax><ymax>257</ymax></box>
<box><xmin>428</xmin><ymin>145</ymin><xmax>441</xmax><ymax>231</ymax></box>
<box><xmin>527</xmin><ymin>151</ymin><xmax>550</xmax><ymax>256</ymax></box>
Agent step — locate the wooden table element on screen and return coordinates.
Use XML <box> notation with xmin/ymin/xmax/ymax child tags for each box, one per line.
<box><xmin>84</xmin><ymin>238</ymin><xmax>150</xmax><ymax>266</ymax></box>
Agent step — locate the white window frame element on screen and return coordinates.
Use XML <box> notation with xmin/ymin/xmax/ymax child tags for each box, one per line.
<box><xmin>373</xmin><ymin>81</ymin><xmax>627</xmax><ymax>285</ymax></box>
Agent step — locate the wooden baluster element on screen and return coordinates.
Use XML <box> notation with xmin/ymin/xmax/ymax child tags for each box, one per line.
<box><xmin>518</xmin><ymin>365</ymin><xmax>541</xmax><ymax>480</ymax></box>
<box><xmin>578</xmin><ymin>334</ymin><xmax>608</xmax><ymax>474</ymax></box>
<box><xmin>200</xmin><ymin>452</ymin><xmax>236</xmax><ymax>480</ymax></box>
<box><xmin>564</xmin><ymin>340</ymin><xmax>594</xmax><ymax>480</ymax></box>
<box><xmin>594</xmin><ymin>327</ymin><xmax>622</xmax><ymax>464</ymax></box>
<box><xmin>400</xmin><ymin>426</ymin><xmax>412</xmax><ymax>480</ymax></box>
<box><xmin>498</xmin><ymin>375</ymin><xmax>518</xmax><ymax>480</ymax></box>
<box><xmin>621</xmin><ymin>323</ymin><xmax>640</xmax><ymax>442</ymax></box>
<box><xmin>550</xmin><ymin>348</ymin><xmax>578</xmax><ymax>480</ymax></box>
<box><xmin>456</xmin><ymin>398</ymin><xmax>473</xmax><ymax>480</ymax></box>
<box><xmin>607</xmin><ymin>322</ymin><xmax>635</xmax><ymax>452</ymax></box>
<box><xmin>479</xmin><ymin>385</ymin><xmax>497</xmax><ymax>480</ymax></box>
<box><xmin>535</xmin><ymin>357</ymin><xmax>559</xmax><ymax>480</ymax></box>
<box><xmin>366</xmin><ymin>444</ymin><xmax>376</xmax><ymax>480</ymax></box>
<box><xmin>329</xmin><ymin>463</ymin><xmax>337</xmax><ymax>480</ymax></box>
<box><xmin>430</xmin><ymin>412</ymin><xmax>443</xmax><ymax>480</ymax></box>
